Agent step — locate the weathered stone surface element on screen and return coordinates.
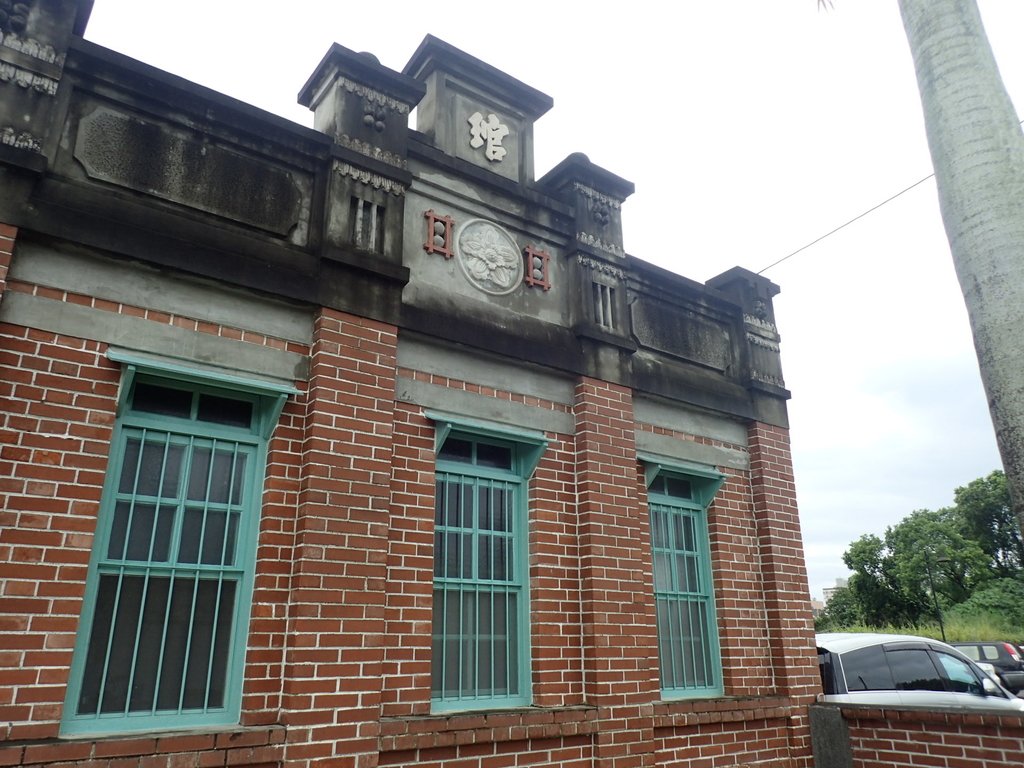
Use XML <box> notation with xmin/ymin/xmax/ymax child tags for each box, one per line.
<box><xmin>74</xmin><ymin>105</ymin><xmax>308</xmax><ymax>237</ymax></box>
<box><xmin>630</xmin><ymin>295</ymin><xmax>734</xmax><ymax>372</ymax></box>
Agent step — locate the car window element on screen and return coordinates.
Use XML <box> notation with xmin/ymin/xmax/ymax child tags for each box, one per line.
<box><xmin>842</xmin><ymin>645</ymin><xmax>894</xmax><ymax>691</ymax></box>
<box><xmin>818</xmin><ymin>649</ymin><xmax>838</xmax><ymax>694</ymax></box>
<box><xmin>957</xmin><ymin>645</ymin><xmax>981</xmax><ymax>661</ymax></box>
<box><xmin>981</xmin><ymin>645</ymin><xmax>1000</xmax><ymax>661</ymax></box>
<box><xmin>935</xmin><ymin>652</ymin><xmax>984</xmax><ymax>695</ymax></box>
<box><xmin>887</xmin><ymin>648</ymin><xmax>944</xmax><ymax>691</ymax></box>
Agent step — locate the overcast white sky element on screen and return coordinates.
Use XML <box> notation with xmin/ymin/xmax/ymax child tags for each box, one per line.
<box><xmin>82</xmin><ymin>1</ymin><xmax>1024</xmax><ymax>601</ymax></box>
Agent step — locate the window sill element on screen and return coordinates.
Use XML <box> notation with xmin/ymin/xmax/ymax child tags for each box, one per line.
<box><xmin>651</xmin><ymin>695</ymin><xmax>799</xmax><ymax>727</ymax></box>
<box><xmin>379</xmin><ymin>705</ymin><xmax>598</xmax><ymax>751</ymax></box>
<box><xmin>15</xmin><ymin>724</ymin><xmax>287</xmax><ymax>768</ymax></box>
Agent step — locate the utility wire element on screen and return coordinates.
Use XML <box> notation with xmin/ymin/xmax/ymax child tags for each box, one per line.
<box><xmin>758</xmin><ymin>118</ymin><xmax>1024</xmax><ymax>275</ymax></box>
<box><xmin>756</xmin><ymin>173</ymin><xmax>934</xmax><ymax>275</ymax></box>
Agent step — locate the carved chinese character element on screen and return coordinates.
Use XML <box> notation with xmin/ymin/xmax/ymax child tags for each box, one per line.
<box><xmin>467</xmin><ymin>112</ymin><xmax>509</xmax><ymax>162</ymax></box>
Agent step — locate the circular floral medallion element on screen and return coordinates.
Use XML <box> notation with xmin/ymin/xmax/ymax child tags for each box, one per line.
<box><xmin>455</xmin><ymin>219</ymin><xmax>523</xmax><ymax>295</ymax></box>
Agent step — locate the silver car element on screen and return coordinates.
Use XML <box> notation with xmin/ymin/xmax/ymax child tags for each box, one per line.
<box><xmin>816</xmin><ymin>632</ymin><xmax>1024</xmax><ymax>712</ymax></box>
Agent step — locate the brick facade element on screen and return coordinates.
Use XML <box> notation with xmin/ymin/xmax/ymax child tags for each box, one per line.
<box><xmin>0</xmin><ymin>258</ymin><xmax>819</xmax><ymax>768</ymax></box>
<box><xmin>0</xmin><ymin>4</ymin><xmax>820</xmax><ymax>767</ymax></box>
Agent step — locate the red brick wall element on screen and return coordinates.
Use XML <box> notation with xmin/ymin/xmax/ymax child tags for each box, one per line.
<box><xmin>747</xmin><ymin>423</ymin><xmax>818</xmax><ymax>766</ymax></box>
<box><xmin>1</xmin><ymin>250</ymin><xmax>818</xmax><ymax>767</ymax></box>
<box><xmin>281</xmin><ymin>308</ymin><xmax>398</xmax><ymax>768</ymax></box>
<box><xmin>0</xmin><ymin>324</ymin><xmax>118</xmax><ymax>741</ymax></box>
<box><xmin>0</xmin><ymin>267</ymin><xmax>308</xmax><ymax>761</ymax></box>
<box><xmin>573</xmin><ymin>378</ymin><xmax>658</xmax><ymax>768</ymax></box>
<box><xmin>842</xmin><ymin>706</ymin><xmax>1024</xmax><ymax>768</ymax></box>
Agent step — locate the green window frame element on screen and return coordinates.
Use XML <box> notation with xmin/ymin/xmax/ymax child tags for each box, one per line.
<box><xmin>62</xmin><ymin>352</ymin><xmax>293</xmax><ymax>736</ymax></box>
<box><xmin>426</xmin><ymin>412</ymin><xmax>545</xmax><ymax>712</ymax></box>
<box><xmin>642</xmin><ymin>454</ymin><xmax>724</xmax><ymax>699</ymax></box>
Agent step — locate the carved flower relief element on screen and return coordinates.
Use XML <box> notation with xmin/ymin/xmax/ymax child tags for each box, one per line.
<box><xmin>455</xmin><ymin>219</ymin><xmax>523</xmax><ymax>296</ymax></box>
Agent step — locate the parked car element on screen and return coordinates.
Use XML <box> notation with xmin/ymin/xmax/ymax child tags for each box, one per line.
<box><xmin>816</xmin><ymin>632</ymin><xmax>1024</xmax><ymax>712</ymax></box>
<box><xmin>951</xmin><ymin>641</ymin><xmax>1024</xmax><ymax>694</ymax></box>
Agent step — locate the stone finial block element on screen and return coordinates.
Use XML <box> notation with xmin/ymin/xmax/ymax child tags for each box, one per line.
<box><xmin>298</xmin><ymin>43</ymin><xmax>425</xmax><ymax>164</ymax></box>
<box><xmin>402</xmin><ymin>35</ymin><xmax>552</xmax><ymax>184</ymax></box>
<box><xmin>707</xmin><ymin>267</ymin><xmax>780</xmax><ymax>328</ymax></box>
<box><xmin>708</xmin><ymin>267</ymin><xmax>786</xmax><ymax>393</ymax></box>
<box><xmin>539</xmin><ymin>153</ymin><xmax>634</xmax><ymax>260</ymax></box>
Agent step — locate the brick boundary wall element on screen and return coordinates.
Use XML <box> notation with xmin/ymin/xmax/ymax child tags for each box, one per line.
<box><xmin>840</xmin><ymin>705</ymin><xmax>1024</xmax><ymax>768</ymax></box>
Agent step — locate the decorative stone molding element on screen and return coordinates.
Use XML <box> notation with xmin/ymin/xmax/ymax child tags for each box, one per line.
<box><xmin>336</xmin><ymin>134</ymin><xmax>406</xmax><ymax>168</ymax></box>
<box><xmin>0</xmin><ymin>30</ymin><xmax>62</xmax><ymax>66</ymax></box>
<box><xmin>524</xmin><ymin>245</ymin><xmax>551</xmax><ymax>291</ymax></box>
<box><xmin>576</xmin><ymin>231</ymin><xmax>624</xmax><ymax>258</ymax></box>
<box><xmin>746</xmin><ymin>333</ymin><xmax>780</xmax><ymax>353</ymax></box>
<box><xmin>752</xmin><ymin>370</ymin><xmax>786</xmax><ymax>389</ymax></box>
<box><xmin>334</xmin><ymin>162</ymin><xmax>406</xmax><ymax>196</ymax></box>
<box><xmin>573</xmin><ymin>182</ymin><xmax>622</xmax><ymax>210</ymax></box>
<box><xmin>456</xmin><ymin>219</ymin><xmax>523</xmax><ymax>296</ymax></box>
<box><xmin>743</xmin><ymin>314</ymin><xmax>779</xmax><ymax>335</ymax></box>
<box><xmin>0</xmin><ymin>61</ymin><xmax>57</xmax><ymax>94</ymax></box>
<box><xmin>0</xmin><ymin>125</ymin><xmax>40</xmax><ymax>151</ymax></box>
<box><xmin>576</xmin><ymin>254</ymin><xmax>625</xmax><ymax>281</ymax></box>
<box><xmin>337</xmin><ymin>76</ymin><xmax>411</xmax><ymax>114</ymax></box>
<box><xmin>424</xmin><ymin>209</ymin><xmax>455</xmax><ymax>259</ymax></box>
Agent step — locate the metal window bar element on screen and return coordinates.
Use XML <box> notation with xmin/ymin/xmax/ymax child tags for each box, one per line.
<box><xmin>433</xmin><ymin>472</ymin><xmax>519</xmax><ymax>705</ymax></box>
<box><xmin>89</xmin><ymin>428</ymin><xmax>151</xmax><ymax>715</ymax></box>
<box><xmin>82</xmin><ymin>429</ymin><xmax>246</xmax><ymax>719</ymax></box>
<box><xmin>119</xmin><ymin>431</ymin><xmax>177</xmax><ymax>713</ymax></box>
<box><xmin>651</xmin><ymin>500</ymin><xmax>714</xmax><ymax>692</ymax></box>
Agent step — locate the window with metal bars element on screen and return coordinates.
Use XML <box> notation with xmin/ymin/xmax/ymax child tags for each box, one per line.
<box><xmin>593</xmin><ymin>281</ymin><xmax>616</xmax><ymax>330</ymax></box>
<box><xmin>431</xmin><ymin>434</ymin><xmax>530</xmax><ymax>710</ymax></box>
<box><xmin>62</xmin><ymin>377</ymin><xmax>271</xmax><ymax>735</ymax></box>
<box><xmin>646</xmin><ymin>465</ymin><xmax>724</xmax><ymax>699</ymax></box>
<box><xmin>350</xmin><ymin>196</ymin><xmax>385</xmax><ymax>253</ymax></box>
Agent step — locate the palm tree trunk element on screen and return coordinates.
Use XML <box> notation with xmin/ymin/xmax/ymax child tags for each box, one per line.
<box><xmin>898</xmin><ymin>0</ymin><xmax>1024</xmax><ymax>534</ymax></box>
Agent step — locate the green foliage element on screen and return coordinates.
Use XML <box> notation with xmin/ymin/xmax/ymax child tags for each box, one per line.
<box><xmin>828</xmin><ymin>615</ymin><xmax>1022</xmax><ymax>643</ymax></box>
<box><xmin>946</xmin><ymin>578</ymin><xmax>1024</xmax><ymax>630</ymax></box>
<box><xmin>827</xmin><ymin>470</ymin><xmax>1023</xmax><ymax>633</ymax></box>
<box><xmin>815</xmin><ymin>585</ymin><xmax>862</xmax><ymax>631</ymax></box>
<box><xmin>842</xmin><ymin>534</ymin><xmax>924</xmax><ymax>627</ymax></box>
<box><xmin>954</xmin><ymin>471</ymin><xmax>1024</xmax><ymax>576</ymax></box>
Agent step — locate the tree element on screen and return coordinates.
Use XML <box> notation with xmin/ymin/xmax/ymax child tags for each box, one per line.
<box><xmin>816</xmin><ymin>585</ymin><xmax>862</xmax><ymax>631</ymax></box>
<box><xmin>954</xmin><ymin>471</ymin><xmax>1024</xmax><ymax>575</ymax></box>
<box><xmin>897</xmin><ymin>0</ymin><xmax>1024</xmax><ymax>535</ymax></box>
<box><xmin>843</xmin><ymin>533</ymin><xmax>924</xmax><ymax>627</ymax></box>
<box><xmin>884</xmin><ymin>507</ymin><xmax>989</xmax><ymax>606</ymax></box>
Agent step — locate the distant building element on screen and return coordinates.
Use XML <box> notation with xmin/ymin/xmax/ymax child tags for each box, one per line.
<box><xmin>823</xmin><ymin>578</ymin><xmax>850</xmax><ymax>604</ymax></box>
<box><xmin>0</xmin><ymin>2</ymin><xmax>819</xmax><ymax>767</ymax></box>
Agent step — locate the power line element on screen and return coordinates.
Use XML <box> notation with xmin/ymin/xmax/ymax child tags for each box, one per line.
<box><xmin>756</xmin><ymin>173</ymin><xmax>935</xmax><ymax>275</ymax></box>
<box><xmin>757</xmin><ymin>118</ymin><xmax>1024</xmax><ymax>275</ymax></box>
